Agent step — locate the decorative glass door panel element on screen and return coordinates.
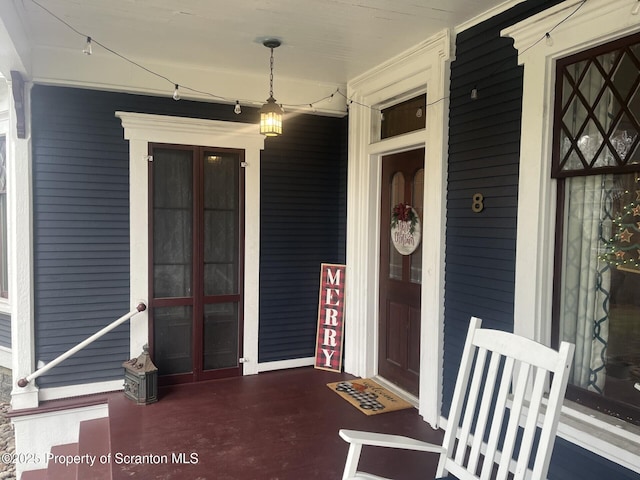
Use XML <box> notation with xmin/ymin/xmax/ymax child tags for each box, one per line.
<box><xmin>150</xmin><ymin>145</ymin><xmax>244</xmax><ymax>384</ymax></box>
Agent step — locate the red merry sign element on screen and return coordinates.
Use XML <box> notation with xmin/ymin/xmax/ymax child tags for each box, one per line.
<box><xmin>314</xmin><ymin>263</ymin><xmax>346</xmax><ymax>372</ymax></box>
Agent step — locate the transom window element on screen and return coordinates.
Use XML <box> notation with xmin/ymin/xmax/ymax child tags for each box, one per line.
<box><xmin>380</xmin><ymin>95</ymin><xmax>426</xmax><ymax>140</ymax></box>
<box><xmin>553</xmin><ymin>33</ymin><xmax>640</xmax><ymax>425</ymax></box>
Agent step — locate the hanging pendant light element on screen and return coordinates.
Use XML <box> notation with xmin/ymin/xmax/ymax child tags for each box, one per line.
<box><xmin>260</xmin><ymin>39</ymin><xmax>283</xmax><ymax>137</ymax></box>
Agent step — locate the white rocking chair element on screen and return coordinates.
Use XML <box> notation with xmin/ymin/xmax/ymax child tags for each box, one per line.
<box><xmin>339</xmin><ymin>317</ymin><xmax>574</xmax><ymax>480</ymax></box>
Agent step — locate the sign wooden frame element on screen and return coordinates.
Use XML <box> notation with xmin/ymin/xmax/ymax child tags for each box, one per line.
<box><xmin>314</xmin><ymin>263</ymin><xmax>346</xmax><ymax>372</ymax></box>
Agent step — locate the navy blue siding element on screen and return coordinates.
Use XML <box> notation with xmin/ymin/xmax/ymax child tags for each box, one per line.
<box><xmin>0</xmin><ymin>312</ymin><xmax>9</xmax><ymax>349</ymax></box>
<box><xmin>31</xmin><ymin>85</ymin><xmax>347</xmax><ymax>386</ymax></box>
<box><xmin>32</xmin><ymin>86</ymin><xmax>133</xmax><ymax>388</ymax></box>
<box><xmin>258</xmin><ymin>115</ymin><xmax>347</xmax><ymax>362</ymax></box>
<box><xmin>445</xmin><ymin>0</ymin><xmax>561</xmax><ymax>412</ymax></box>
<box><xmin>445</xmin><ymin>1</ymin><xmax>640</xmax><ymax>479</ymax></box>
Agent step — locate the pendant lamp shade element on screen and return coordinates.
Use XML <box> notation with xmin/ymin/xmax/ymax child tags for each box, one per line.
<box><xmin>260</xmin><ymin>96</ymin><xmax>283</xmax><ymax>136</ymax></box>
<box><xmin>260</xmin><ymin>39</ymin><xmax>283</xmax><ymax>137</ymax></box>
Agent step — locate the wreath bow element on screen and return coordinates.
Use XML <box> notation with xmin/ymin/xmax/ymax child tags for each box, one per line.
<box><xmin>391</xmin><ymin>203</ymin><xmax>418</xmax><ymax>234</ymax></box>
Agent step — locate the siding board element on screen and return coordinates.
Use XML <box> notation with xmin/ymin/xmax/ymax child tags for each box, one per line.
<box><xmin>258</xmin><ymin>115</ymin><xmax>347</xmax><ymax>363</ymax></box>
<box><xmin>445</xmin><ymin>0</ymin><xmax>559</xmax><ymax>415</ymax></box>
<box><xmin>0</xmin><ymin>313</ymin><xmax>10</xmax><ymax>350</ymax></box>
<box><xmin>32</xmin><ymin>84</ymin><xmax>347</xmax><ymax>387</ymax></box>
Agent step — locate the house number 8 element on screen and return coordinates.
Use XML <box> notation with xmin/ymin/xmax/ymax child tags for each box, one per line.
<box><xmin>472</xmin><ymin>193</ymin><xmax>484</xmax><ymax>213</ymax></box>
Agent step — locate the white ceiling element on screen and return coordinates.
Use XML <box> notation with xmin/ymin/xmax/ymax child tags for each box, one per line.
<box><xmin>1</xmin><ymin>0</ymin><xmax>522</xmax><ymax>113</ymax></box>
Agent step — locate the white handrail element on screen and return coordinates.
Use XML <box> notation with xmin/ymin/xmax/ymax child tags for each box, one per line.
<box><xmin>17</xmin><ymin>302</ymin><xmax>147</xmax><ymax>388</ymax></box>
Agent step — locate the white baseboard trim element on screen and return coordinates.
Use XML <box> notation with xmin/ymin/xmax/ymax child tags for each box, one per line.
<box><xmin>257</xmin><ymin>357</ymin><xmax>315</xmax><ymax>373</ymax></box>
<box><xmin>38</xmin><ymin>379</ymin><xmax>124</xmax><ymax>401</ymax></box>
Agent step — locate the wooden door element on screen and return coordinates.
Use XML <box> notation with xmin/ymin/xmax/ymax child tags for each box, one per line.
<box><xmin>378</xmin><ymin>149</ymin><xmax>424</xmax><ymax>396</ymax></box>
<box><xmin>149</xmin><ymin>145</ymin><xmax>244</xmax><ymax>384</ymax></box>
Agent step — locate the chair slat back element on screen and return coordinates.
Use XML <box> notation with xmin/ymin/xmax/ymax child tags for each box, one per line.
<box><xmin>436</xmin><ymin>317</ymin><xmax>574</xmax><ymax>480</ymax></box>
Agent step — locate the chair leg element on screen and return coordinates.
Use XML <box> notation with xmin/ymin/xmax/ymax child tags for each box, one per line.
<box><xmin>342</xmin><ymin>442</ymin><xmax>363</xmax><ymax>480</ymax></box>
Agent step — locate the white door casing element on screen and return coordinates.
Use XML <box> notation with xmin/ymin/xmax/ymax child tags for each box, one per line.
<box><xmin>345</xmin><ymin>29</ymin><xmax>451</xmax><ymax>428</ymax></box>
<box><xmin>116</xmin><ymin>112</ymin><xmax>264</xmax><ymax>375</ymax></box>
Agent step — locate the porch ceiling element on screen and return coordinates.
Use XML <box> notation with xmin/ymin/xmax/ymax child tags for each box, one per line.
<box><xmin>2</xmin><ymin>0</ymin><xmax>521</xmax><ymax>113</ymax></box>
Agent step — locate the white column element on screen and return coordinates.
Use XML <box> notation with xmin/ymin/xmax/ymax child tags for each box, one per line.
<box><xmin>8</xmin><ymin>79</ymin><xmax>38</xmax><ymax>409</ymax></box>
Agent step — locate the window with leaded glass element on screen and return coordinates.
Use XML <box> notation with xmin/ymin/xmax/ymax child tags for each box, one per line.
<box><xmin>552</xmin><ymin>33</ymin><xmax>640</xmax><ymax>425</ymax></box>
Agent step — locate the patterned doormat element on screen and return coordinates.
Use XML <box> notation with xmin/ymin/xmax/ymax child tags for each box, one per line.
<box><xmin>327</xmin><ymin>378</ymin><xmax>413</xmax><ymax>415</ymax></box>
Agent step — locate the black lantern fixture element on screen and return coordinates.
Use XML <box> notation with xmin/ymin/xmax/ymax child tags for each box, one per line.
<box><xmin>260</xmin><ymin>39</ymin><xmax>283</xmax><ymax>137</ymax></box>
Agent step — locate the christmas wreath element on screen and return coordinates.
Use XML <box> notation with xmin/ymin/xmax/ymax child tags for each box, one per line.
<box><xmin>391</xmin><ymin>202</ymin><xmax>419</xmax><ymax>234</ymax></box>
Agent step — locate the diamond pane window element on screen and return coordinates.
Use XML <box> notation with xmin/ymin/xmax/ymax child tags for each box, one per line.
<box><xmin>553</xmin><ymin>33</ymin><xmax>640</xmax><ymax>177</ymax></box>
<box><xmin>552</xmin><ymin>33</ymin><xmax>640</xmax><ymax>426</ymax></box>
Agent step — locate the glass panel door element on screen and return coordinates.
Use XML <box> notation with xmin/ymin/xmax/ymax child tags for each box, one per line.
<box><xmin>202</xmin><ymin>152</ymin><xmax>242</xmax><ymax>373</ymax></box>
<box><xmin>150</xmin><ymin>145</ymin><xmax>244</xmax><ymax>383</ymax></box>
<box><xmin>152</xmin><ymin>148</ymin><xmax>194</xmax><ymax>377</ymax></box>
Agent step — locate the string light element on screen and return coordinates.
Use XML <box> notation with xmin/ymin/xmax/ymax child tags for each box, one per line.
<box><xmin>468</xmin><ymin>1</ymin><xmax>586</xmax><ymax>106</ymax></box>
<box><xmin>82</xmin><ymin>36</ymin><xmax>92</xmax><ymax>55</ymax></box>
<box><xmin>633</xmin><ymin>0</ymin><xmax>640</xmax><ymax>15</ymax></box>
<box><xmin>27</xmin><ymin>0</ymin><xmax>342</xmax><ymax>116</ymax></box>
<box><xmin>28</xmin><ymin>0</ymin><xmax>587</xmax><ymax>116</ymax></box>
<box><xmin>172</xmin><ymin>84</ymin><xmax>180</xmax><ymax>101</ymax></box>
<box><xmin>234</xmin><ymin>101</ymin><xmax>242</xmax><ymax>114</ymax></box>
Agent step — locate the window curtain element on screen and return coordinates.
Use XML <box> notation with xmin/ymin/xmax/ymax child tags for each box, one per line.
<box><xmin>560</xmin><ymin>175</ymin><xmax>612</xmax><ymax>393</ymax></box>
<box><xmin>153</xmin><ymin>149</ymin><xmax>193</xmax><ymax>298</ymax></box>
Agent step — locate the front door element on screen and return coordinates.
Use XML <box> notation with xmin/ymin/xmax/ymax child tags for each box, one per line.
<box><xmin>378</xmin><ymin>149</ymin><xmax>424</xmax><ymax>396</ymax></box>
<box><xmin>149</xmin><ymin>144</ymin><xmax>244</xmax><ymax>384</ymax></box>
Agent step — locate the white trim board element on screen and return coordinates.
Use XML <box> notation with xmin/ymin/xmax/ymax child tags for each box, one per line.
<box><xmin>38</xmin><ymin>379</ymin><xmax>123</xmax><ymax>402</ymax></box>
<box><xmin>116</xmin><ymin>112</ymin><xmax>264</xmax><ymax>376</ymax></box>
<box><xmin>257</xmin><ymin>357</ymin><xmax>315</xmax><ymax>373</ymax></box>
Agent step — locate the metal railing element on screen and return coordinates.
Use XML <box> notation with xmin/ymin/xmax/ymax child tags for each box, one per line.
<box><xmin>17</xmin><ymin>302</ymin><xmax>147</xmax><ymax>388</ymax></box>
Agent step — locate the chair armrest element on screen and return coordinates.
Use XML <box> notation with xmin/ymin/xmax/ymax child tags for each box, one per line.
<box><xmin>339</xmin><ymin>429</ymin><xmax>444</xmax><ymax>453</ymax></box>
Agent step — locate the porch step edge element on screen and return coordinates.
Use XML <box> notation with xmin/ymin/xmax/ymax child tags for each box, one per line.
<box><xmin>77</xmin><ymin>417</ymin><xmax>112</xmax><ymax>480</ymax></box>
<box><xmin>19</xmin><ymin>468</ymin><xmax>48</xmax><ymax>479</ymax></box>
<box><xmin>47</xmin><ymin>443</ymin><xmax>79</xmax><ymax>480</ymax></box>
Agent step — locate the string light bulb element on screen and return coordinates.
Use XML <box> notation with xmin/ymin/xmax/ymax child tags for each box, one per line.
<box><xmin>470</xmin><ymin>87</ymin><xmax>478</xmax><ymax>100</ymax></box>
<box><xmin>172</xmin><ymin>84</ymin><xmax>180</xmax><ymax>101</ymax></box>
<box><xmin>545</xmin><ymin>32</ymin><xmax>554</xmax><ymax>46</ymax></box>
<box><xmin>82</xmin><ymin>36</ymin><xmax>92</xmax><ymax>55</ymax></box>
<box><xmin>633</xmin><ymin>0</ymin><xmax>640</xmax><ymax>15</ymax></box>
<box><xmin>234</xmin><ymin>101</ymin><xmax>242</xmax><ymax>114</ymax></box>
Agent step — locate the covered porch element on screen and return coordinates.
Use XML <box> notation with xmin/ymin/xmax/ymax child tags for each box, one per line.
<box><xmin>24</xmin><ymin>368</ymin><xmax>442</xmax><ymax>479</ymax></box>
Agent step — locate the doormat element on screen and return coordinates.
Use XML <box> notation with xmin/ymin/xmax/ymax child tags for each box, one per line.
<box><xmin>327</xmin><ymin>378</ymin><xmax>413</xmax><ymax>416</ymax></box>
